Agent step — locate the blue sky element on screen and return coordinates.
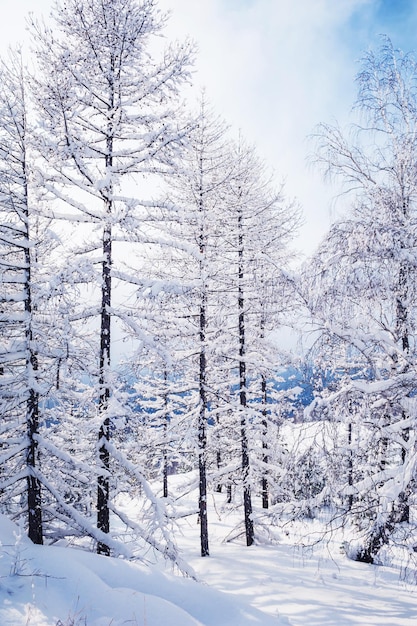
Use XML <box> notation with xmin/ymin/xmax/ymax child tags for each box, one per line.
<box><xmin>2</xmin><ymin>0</ymin><xmax>417</xmax><ymax>254</ymax></box>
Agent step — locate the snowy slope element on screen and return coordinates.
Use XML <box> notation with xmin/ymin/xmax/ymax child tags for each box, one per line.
<box><xmin>2</xmin><ymin>477</ymin><xmax>417</xmax><ymax>626</ymax></box>
<box><xmin>0</xmin><ymin>514</ymin><xmax>286</xmax><ymax>626</ymax></box>
<box><xmin>176</xmin><ymin>498</ymin><xmax>417</xmax><ymax>626</ymax></box>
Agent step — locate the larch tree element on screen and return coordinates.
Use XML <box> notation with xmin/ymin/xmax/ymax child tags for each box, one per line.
<box><xmin>0</xmin><ymin>49</ymin><xmax>77</xmax><ymax>545</ymax></box>
<box><xmin>32</xmin><ymin>0</ymin><xmax>193</xmax><ymax>556</ymax></box>
<box><xmin>149</xmin><ymin>97</ymin><xmax>235</xmax><ymax>557</ymax></box>
<box><xmin>0</xmin><ymin>49</ymin><xmax>45</xmax><ymax>545</ymax></box>
<box><xmin>306</xmin><ymin>38</ymin><xmax>417</xmax><ymax>563</ymax></box>
<box><xmin>219</xmin><ymin>138</ymin><xmax>300</xmax><ymax>545</ymax></box>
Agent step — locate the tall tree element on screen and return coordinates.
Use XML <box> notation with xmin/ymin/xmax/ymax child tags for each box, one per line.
<box><xmin>219</xmin><ymin>139</ymin><xmax>300</xmax><ymax>545</ymax></box>
<box><xmin>33</xmin><ymin>0</ymin><xmax>193</xmax><ymax>555</ymax></box>
<box><xmin>307</xmin><ymin>38</ymin><xmax>417</xmax><ymax>562</ymax></box>
<box><xmin>0</xmin><ymin>49</ymin><xmax>82</xmax><ymax>545</ymax></box>
<box><xmin>0</xmin><ymin>50</ymin><xmax>45</xmax><ymax>544</ymax></box>
<box><xmin>152</xmin><ymin>97</ymin><xmax>234</xmax><ymax>556</ymax></box>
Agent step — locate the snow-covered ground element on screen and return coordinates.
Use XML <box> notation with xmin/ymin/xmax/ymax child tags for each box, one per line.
<box><xmin>1</xmin><ymin>478</ymin><xmax>417</xmax><ymax>625</ymax></box>
<box><xmin>179</xmin><ymin>504</ymin><xmax>417</xmax><ymax>625</ymax></box>
<box><xmin>173</xmin><ymin>473</ymin><xmax>417</xmax><ymax>626</ymax></box>
<box><xmin>0</xmin><ymin>512</ymin><xmax>282</xmax><ymax>626</ymax></box>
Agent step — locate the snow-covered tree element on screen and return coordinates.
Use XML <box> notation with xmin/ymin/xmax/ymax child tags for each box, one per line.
<box><xmin>32</xmin><ymin>0</ymin><xmax>193</xmax><ymax>555</ymax></box>
<box><xmin>0</xmin><ymin>49</ymin><xmax>80</xmax><ymax>545</ymax></box>
<box><xmin>138</xmin><ymin>97</ymin><xmax>236</xmax><ymax>556</ymax></box>
<box><xmin>0</xmin><ymin>51</ymin><xmax>45</xmax><ymax>544</ymax></box>
<box><xmin>0</xmin><ymin>47</ymin><xmax>103</xmax><ymax>548</ymax></box>
<box><xmin>130</xmin><ymin>100</ymin><xmax>301</xmax><ymax>552</ymax></box>
<box><xmin>216</xmin><ymin>138</ymin><xmax>300</xmax><ymax>544</ymax></box>
<box><xmin>306</xmin><ymin>38</ymin><xmax>417</xmax><ymax>562</ymax></box>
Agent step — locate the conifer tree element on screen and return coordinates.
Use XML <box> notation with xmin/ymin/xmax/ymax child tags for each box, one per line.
<box><xmin>33</xmin><ymin>0</ymin><xmax>193</xmax><ymax>555</ymax></box>
<box><xmin>148</xmin><ymin>97</ymin><xmax>234</xmax><ymax>556</ymax></box>
<box><xmin>308</xmin><ymin>38</ymin><xmax>417</xmax><ymax>562</ymax></box>
<box><xmin>219</xmin><ymin>139</ymin><xmax>299</xmax><ymax>544</ymax></box>
<box><xmin>0</xmin><ymin>49</ymin><xmax>75</xmax><ymax>544</ymax></box>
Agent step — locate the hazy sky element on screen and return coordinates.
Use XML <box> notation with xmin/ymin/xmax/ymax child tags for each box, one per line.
<box><xmin>1</xmin><ymin>0</ymin><xmax>417</xmax><ymax>256</ymax></box>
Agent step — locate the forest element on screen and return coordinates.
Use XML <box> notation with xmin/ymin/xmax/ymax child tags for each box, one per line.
<box><xmin>1</xmin><ymin>0</ymin><xmax>417</xmax><ymax>594</ymax></box>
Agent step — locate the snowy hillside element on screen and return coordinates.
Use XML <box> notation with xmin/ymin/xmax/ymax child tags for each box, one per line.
<box><xmin>0</xmin><ymin>512</ymin><xmax>286</xmax><ymax>626</ymax></box>
<box><xmin>1</xmin><ymin>482</ymin><xmax>417</xmax><ymax>626</ymax></box>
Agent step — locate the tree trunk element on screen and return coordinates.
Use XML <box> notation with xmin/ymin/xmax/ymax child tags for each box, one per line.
<box><xmin>198</xmin><ymin>160</ymin><xmax>209</xmax><ymax>557</ymax></box>
<box><xmin>261</xmin><ymin>374</ymin><xmax>269</xmax><ymax>510</ymax></box>
<box><xmin>238</xmin><ymin>207</ymin><xmax>254</xmax><ymax>547</ymax></box>
<box><xmin>97</xmin><ymin>222</ymin><xmax>112</xmax><ymax>556</ymax></box>
<box><xmin>396</xmin><ymin>260</ymin><xmax>410</xmax><ymax>523</ymax></box>
<box><xmin>356</xmin><ymin>503</ymin><xmax>399</xmax><ymax>564</ymax></box>
<box><xmin>347</xmin><ymin>419</ymin><xmax>354</xmax><ymax>511</ymax></box>
<box><xmin>97</xmin><ymin>70</ymin><xmax>114</xmax><ymax>555</ymax></box>
<box><xmin>24</xmin><ymin>202</ymin><xmax>43</xmax><ymax>545</ymax></box>
<box><xmin>26</xmin><ymin>370</ymin><xmax>43</xmax><ymax>545</ymax></box>
<box><xmin>198</xmin><ymin>295</ymin><xmax>209</xmax><ymax>556</ymax></box>
<box><xmin>163</xmin><ymin>369</ymin><xmax>169</xmax><ymax>498</ymax></box>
